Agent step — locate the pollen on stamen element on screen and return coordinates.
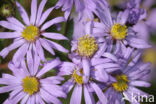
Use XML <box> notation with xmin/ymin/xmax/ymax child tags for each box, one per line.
<box><xmin>111</xmin><ymin>23</ymin><xmax>128</xmax><ymax>40</ymax></box>
<box><xmin>112</xmin><ymin>74</ymin><xmax>129</xmax><ymax>92</ymax></box>
<box><xmin>77</xmin><ymin>35</ymin><xmax>98</xmax><ymax>57</ymax></box>
<box><xmin>72</xmin><ymin>69</ymin><xmax>83</xmax><ymax>85</ymax></box>
<box><xmin>22</xmin><ymin>76</ymin><xmax>39</xmax><ymax>95</ymax></box>
<box><xmin>22</xmin><ymin>25</ymin><xmax>39</xmax><ymax>42</ymax></box>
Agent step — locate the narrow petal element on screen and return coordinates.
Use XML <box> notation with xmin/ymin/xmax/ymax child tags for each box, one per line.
<box><xmin>0</xmin><ymin>78</ymin><xmax>20</xmax><ymax>85</ymax></box>
<box><xmin>64</xmin><ymin>9</ymin><xmax>71</xmax><ymax>20</ymax></box>
<box><xmin>95</xmin><ymin>63</ymin><xmax>120</xmax><ymax>69</ymax></box>
<box><xmin>40</xmin><ymin>88</ymin><xmax>62</xmax><ymax>104</ymax></box>
<box><xmin>94</xmin><ymin>43</ymin><xmax>107</xmax><ymax>58</ymax></box>
<box><xmin>33</xmin><ymin>45</ymin><xmax>40</xmax><ymax>75</ymax></box>
<box><xmin>82</xmin><ymin>58</ymin><xmax>90</xmax><ymax>83</ymax></box>
<box><xmin>118</xmin><ymin>10</ymin><xmax>129</xmax><ymax>24</ymax></box>
<box><xmin>42</xmin><ymin>32</ymin><xmax>68</xmax><ymax>40</ymax></box>
<box><xmin>46</xmin><ymin>39</ymin><xmax>69</xmax><ymax>53</ymax></box>
<box><xmin>0</xmin><ymin>39</ymin><xmax>25</xmax><ymax>58</ymax></box>
<box><xmin>75</xmin><ymin>0</ymin><xmax>85</xmax><ymax>12</ymax></box>
<box><xmin>7</xmin><ymin>17</ymin><xmax>25</xmax><ymax>28</ymax></box>
<box><xmin>42</xmin><ymin>84</ymin><xmax>66</xmax><ymax>98</ymax></box>
<box><xmin>62</xmin><ymin>79</ymin><xmax>74</xmax><ymax>93</ymax></box>
<box><xmin>9</xmin><ymin>91</ymin><xmax>25</xmax><ymax>104</ymax></box>
<box><xmin>127</xmin><ymin>36</ymin><xmax>151</xmax><ymax>49</ymax></box>
<box><xmin>70</xmin><ymin>84</ymin><xmax>82</xmax><ymax>104</ymax></box>
<box><xmin>0</xmin><ymin>85</ymin><xmax>19</xmax><ymax>93</ymax></box>
<box><xmin>0</xmin><ymin>32</ymin><xmax>21</xmax><ymax>39</ymax></box>
<box><xmin>36</xmin><ymin>40</ymin><xmax>46</xmax><ymax>62</ymax></box>
<box><xmin>95</xmin><ymin>69</ymin><xmax>109</xmax><ymax>82</ymax></box>
<box><xmin>39</xmin><ymin>38</ymin><xmax>55</xmax><ymax>55</ymax></box>
<box><xmin>21</xmin><ymin>94</ymin><xmax>29</xmax><ymax>104</ymax></box>
<box><xmin>9</xmin><ymin>86</ymin><xmax>23</xmax><ymax>99</ymax></box>
<box><xmin>16</xmin><ymin>1</ymin><xmax>30</xmax><ymax>26</ymax></box>
<box><xmin>12</xmin><ymin>43</ymin><xmax>29</xmax><ymax>67</ymax></box>
<box><xmin>35</xmin><ymin>93</ymin><xmax>45</xmax><ymax>104</ymax></box>
<box><xmin>26</xmin><ymin>44</ymin><xmax>34</xmax><ymax>75</ymax></box>
<box><xmin>102</xmin><ymin>52</ymin><xmax>118</xmax><ymax>62</ymax></box>
<box><xmin>91</xmin><ymin>83</ymin><xmax>107</xmax><ymax>104</ymax></box>
<box><xmin>0</xmin><ymin>21</ymin><xmax>23</xmax><ymax>31</ymax></box>
<box><xmin>91</xmin><ymin>58</ymin><xmax>111</xmax><ymax>66</ymax></box>
<box><xmin>20</xmin><ymin>59</ymin><xmax>30</xmax><ymax>76</ymax></box>
<box><xmin>84</xmin><ymin>85</ymin><xmax>95</xmax><ymax>104</ymax></box>
<box><xmin>41</xmin><ymin>17</ymin><xmax>65</xmax><ymax>31</ymax></box>
<box><xmin>37</xmin><ymin>58</ymin><xmax>61</xmax><ymax>77</ymax></box>
<box><xmin>129</xmin><ymin>81</ymin><xmax>151</xmax><ymax>87</ymax></box>
<box><xmin>36</xmin><ymin>0</ymin><xmax>47</xmax><ymax>25</ymax></box>
<box><xmin>38</xmin><ymin>7</ymin><xmax>54</xmax><ymax>26</ymax></box>
<box><xmin>3</xmin><ymin>99</ymin><xmax>12</xmax><ymax>104</ymax></box>
<box><xmin>30</xmin><ymin>0</ymin><xmax>37</xmax><ymax>25</ymax></box>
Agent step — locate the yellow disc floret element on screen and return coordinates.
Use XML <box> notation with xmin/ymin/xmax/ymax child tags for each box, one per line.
<box><xmin>111</xmin><ymin>23</ymin><xmax>128</xmax><ymax>40</ymax></box>
<box><xmin>112</xmin><ymin>74</ymin><xmax>129</xmax><ymax>92</ymax></box>
<box><xmin>72</xmin><ymin>70</ymin><xmax>83</xmax><ymax>85</ymax></box>
<box><xmin>22</xmin><ymin>25</ymin><xmax>39</xmax><ymax>42</ymax></box>
<box><xmin>77</xmin><ymin>35</ymin><xmax>98</xmax><ymax>57</ymax></box>
<box><xmin>22</xmin><ymin>76</ymin><xmax>39</xmax><ymax>95</ymax></box>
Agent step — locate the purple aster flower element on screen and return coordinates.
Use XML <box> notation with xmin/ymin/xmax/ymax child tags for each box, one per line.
<box><xmin>96</xmin><ymin>47</ymin><xmax>151</xmax><ymax>104</ymax></box>
<box><xmin>55</xmin><ymin>0</ymin><xmax>108</xmax><ymax>20</ymax></box>
<box><xmin>0</xmin><ymin>0</ymin><xmax>68</xmax><ymax>66</ymax></box>
<box><xmin>71</xmin><ymin>14</ymin><xmax>111</xmax><ymax>83</ymax></box>
<box><xmin>58</xmin><ymin>58</ymin><xmax>108</xmax><ymax>104</ymax></box>
<box><xmin>0</xmin><ymin>54</ymin><xmax>66</xmax><ymax>104</ymax></box>
<box><xmin>93</xmin><ymin>5</ymin><xmax>151</xmax><ymax>51</ymax></box>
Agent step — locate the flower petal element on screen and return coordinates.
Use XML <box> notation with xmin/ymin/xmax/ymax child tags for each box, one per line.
<box><xmin>70</xmin><ymin>84</ymin><xmax>82</xmax><ymax>104</ymax></box>
<box><xmin>12</xmin><ymin>43</ymin><xmax>29</xmax><ymax>67</ymax></box>
<box><xmin>0</xmin><ymin>85</ymin><xmax>19</xmax><ymax>93</ymax></box>
<box><xmin>7</xmin><ymin>17</ymin><xmax>25</xmax><ymax>29</ymax></box>
<box><xmin>84</xmin><ymin>85</ymin><xmax>95</xmax><ymax>104</ymax></box>
<box><xmin>39</xmin><ymin>38</ymin><xmax>55</xmax><ymax>55</ymax></box>
<box><xmin>36</xmin><ymin>40</ymin><xmax>46</xmax><ymax>62</ymax></box>
<box><xmin>129</xmin><ymin>81</ymin><xmax>151</xmax><ymax>87</ymax></box>
<box><xmin>41</xmin><ymin>17</ymin><xmax>65</xmax><ymax>31</ymax></box>
<box><xmin>36</xmin><ymin>0</ymin><xmax>47</xmax><ymax>25</ymax></box>
<box><xmin>26</xmin><ymin>44</ymin><xmax>34</xmax><ymax>75</ymax></box>
<box><xmin>91</xmin><ymin>83</ymin><xmax>107</xmax><ymax>104</ymax></box>
<box><xmin>37</xmin><ymin>58</ymin><xmax>61</xmax><ymax>77</ymax></box>
<box><xmin>0</xmin><ymin>39</ymin><xmax>24</xmax><ymax>58</ymax></box>
<box><xmin>0</xmin><ymin>32</ymin><xmax>21</xmax><ymax>39</ymax></box>
<box><xmin>127</xmin><ymin>36</ymin><xmax>151</xmax><ymax>49</ymax></box>
<box><xmin>0</xmin><ymin>21</ymin><xmax>23</xmax><ymax>31</ymax></box>
<box><xmin>82</xmin><ymin>58</ymin><xmax>90</xmax><ymax>83</ymax></box>
<box><xmin>16</xmin><ymin>1</ymin><xmax>30</xmax><ymax>26</ymax></box>
<box><xmin>38</xmin><ymin>7</ymin><xmax>54</xmax><ymax>26</ymax></box>
<box><xmin>40</xmin><ymin>88</ymin><xmax>62</xmax><ymax>104</ymax></box>
<box><xmin>20</xmin><ymin>94</ymin><xmax>29</xmax><ymax>104</ymax></box>
<box><xmin>30</xmin><ymin>0</ymin><xmax>37</xmax><ymax>25</ymax></box>
<box><xmin>46</xmin><ymin>39</ymin><xmax>69</xmax><ymax>53</ymax></box>
<box><xmin>42</xmin><ymin>32</ymin><xmax>68</xmax><ymax>40</ymax></box>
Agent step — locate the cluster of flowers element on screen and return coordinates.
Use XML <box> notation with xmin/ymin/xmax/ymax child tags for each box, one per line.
<box><xmin>0</xmin><ymin>0</ymin><xmax>152</xmax><ymax>104</ymax></box>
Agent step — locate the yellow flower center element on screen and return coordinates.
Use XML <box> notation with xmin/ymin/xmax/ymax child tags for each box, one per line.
<box><xmin>22</xmin><ymin>76</ymin><xmax>39</xmax><ymax>95</ymax></box>
<box><xmin>112</xmin><ymin>74</ymin><xmax>129</xmax><ymax>92</ymax></box>
<box><xmin>111</xmin><ymin>23</ymin><xmax>128</xmax><ymax>40</ymax></box>
<box><xmin>22</xmin><ymin>25</ymin><xmax>39</xmax><ymax>42</ymax></box>
<box><xmin>77</xmin><ymin>35</ymin><xmax>98</xmax><ymax>57</ymax></box>
<box><xmin>72</xmin><ymin>70</ymin><xmax>83</xmax><ymax>85</ymax></box>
